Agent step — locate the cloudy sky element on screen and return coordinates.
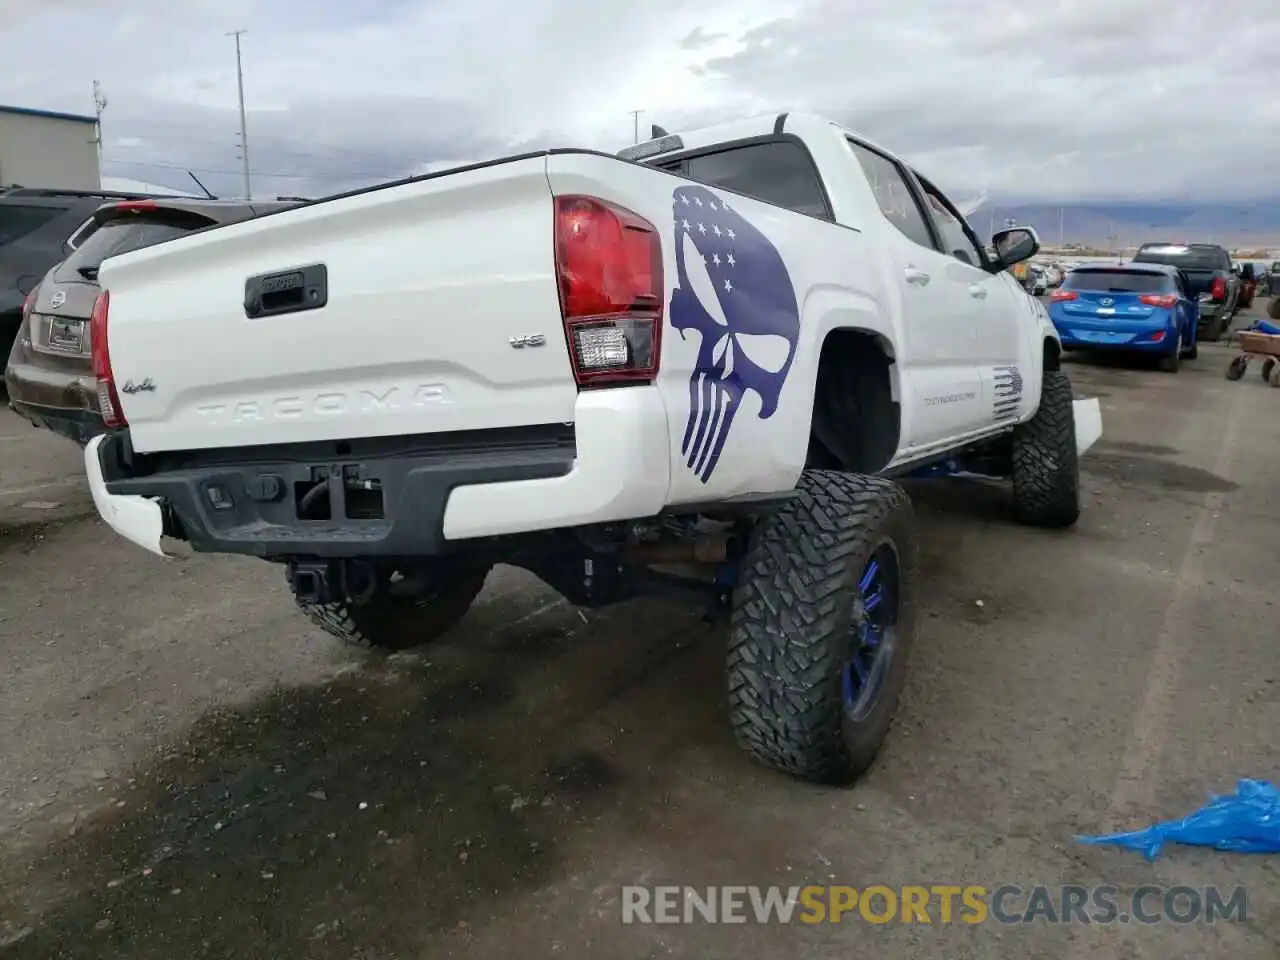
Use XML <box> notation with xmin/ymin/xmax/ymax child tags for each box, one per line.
<box><xmin>3</xmin><ymin>0</ymin><xmax>1276</xmax><ymax>202</ymax></box>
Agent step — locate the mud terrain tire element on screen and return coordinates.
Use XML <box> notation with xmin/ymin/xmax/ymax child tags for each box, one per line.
<box><xmin>727</xmin><ymin>470</ymin><xmax>918</xmax><ymax>786</ymax></box>
<box><xmin>1011</xmin><ymin>370</ymin><xmax>1081</xmax><ymax>528</ymax></box>
<box><xmin>299</xmin><ymin>566</ymin><xmax>491</xmax><ymax>651</ymax></box>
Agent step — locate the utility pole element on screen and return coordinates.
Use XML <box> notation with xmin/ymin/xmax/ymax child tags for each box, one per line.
<box><xmin>91</xmin><ymin>80</ymin><xmax>108</xmax><ymax>167</ymax></box>
<box><xmin>1058</xmin><ymin>206</ymin><xmax>1065</xmax><ymax>246</ymax></box>
<box><xmin>628</xmin><ymin>109</ymin><xmax>644</xmax><ymax>144</ymax></box>
<box><xmin>228</xmin><ymin>29</ymin><xmax>252</xmax><ymax>200</ymax></box>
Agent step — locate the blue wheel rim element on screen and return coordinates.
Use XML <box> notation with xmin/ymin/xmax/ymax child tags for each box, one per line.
<box><xmin>842</xmin><ymin>542</ymin><xmax>900</xmax><ymax>724</ymax></box>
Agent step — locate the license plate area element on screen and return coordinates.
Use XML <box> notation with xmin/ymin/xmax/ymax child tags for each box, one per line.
<box><xmin>47</xmin><ymin>317</ymin><xmax>86</xmax><ymax>354</ymax></box>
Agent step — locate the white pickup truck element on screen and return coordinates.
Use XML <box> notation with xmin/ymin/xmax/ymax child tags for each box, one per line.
<box><xmin>84</xmin><ymin>112</ymin><xmax>1101</xmax><ymax>786</ymax></box>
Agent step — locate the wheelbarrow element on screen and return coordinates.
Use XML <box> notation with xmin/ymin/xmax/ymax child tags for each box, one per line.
<box><xmin>1225</xmin><ymin>324</ymin><xmax>1280</xmax><ymax>386</ymax></box>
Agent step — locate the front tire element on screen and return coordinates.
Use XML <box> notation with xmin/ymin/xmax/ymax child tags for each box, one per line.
<box><xmin>298</xmin><ymin>565</ymin><xmax>491</xmax><ymax>651</ymax></box>
<box><xmin>1011</xmin><ymin>370</ymin><xmax>1081</xmax><ymax>528</ymax></box>
<box><xmin>727</xmin><ymin>470</ymin><xmax>918</xmax><ymax>786</ymax></box>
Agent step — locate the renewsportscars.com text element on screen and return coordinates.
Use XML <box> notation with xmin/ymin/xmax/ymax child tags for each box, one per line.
<box><xmin>621</xmin><ymin>884</ymin><xmax>1246</xmax><ymax>926</ymax></box>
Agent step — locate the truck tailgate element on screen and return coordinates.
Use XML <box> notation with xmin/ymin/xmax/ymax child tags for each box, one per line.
<box><xmin>1178</xmin><ymin>269</ymin><xmax>1217</xmax><ymax>298</ymax></box>
<box><xmin>98</xmin><ymin>156</ymin><xmax>577</xmax><ymax>453</ymax></box>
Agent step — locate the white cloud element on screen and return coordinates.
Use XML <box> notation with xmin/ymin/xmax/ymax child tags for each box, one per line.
<box><xmin>1</xmin><ymin>0</ymin><xmax>1276</xmax><ymax>202</ymax></box>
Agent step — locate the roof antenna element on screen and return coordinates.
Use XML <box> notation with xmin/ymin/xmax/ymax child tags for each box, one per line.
<box><xmin>187</xmin><ymin>170</ymin><xmax>217</xmax><ymax>200</ymax></box>
<box><xmin>651</xmin><ymin>124</ymin><xmax>670</xmax><ymax>139</ymax></box>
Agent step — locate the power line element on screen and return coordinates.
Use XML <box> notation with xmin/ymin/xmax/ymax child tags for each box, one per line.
<box><xmin>103</xmin><ymin>129</ymin><xmax>411</xmax><ymax>167</ymax></box>
<box><xmin>101</xmin><ymin>156</ymin><xmax>402</xmax><ymax>182</ymax></box>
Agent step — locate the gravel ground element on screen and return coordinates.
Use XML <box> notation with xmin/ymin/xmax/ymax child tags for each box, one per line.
<box><xmin>1</xmin><ymin>309</ymin><xmax>1277</xmax><ymax>959</ymax></box>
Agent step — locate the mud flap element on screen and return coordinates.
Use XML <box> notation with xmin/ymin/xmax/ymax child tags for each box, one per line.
<box><xmin>1073</xmin><ymin>398</ymin><xmax>1102</xmax><ymax>456</ymax></box>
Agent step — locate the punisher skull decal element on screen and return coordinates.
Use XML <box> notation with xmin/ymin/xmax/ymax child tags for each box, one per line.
<box><xmin>668</xmin><ymin>185</ymin><xmax>800</xmax><ymax>483</ymax></box>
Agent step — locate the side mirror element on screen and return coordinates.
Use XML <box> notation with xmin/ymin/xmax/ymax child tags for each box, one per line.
<box><xmin>990</xmin><ymin>226</ymin><xmax>1040</xmax><ymax>269</ymax></box>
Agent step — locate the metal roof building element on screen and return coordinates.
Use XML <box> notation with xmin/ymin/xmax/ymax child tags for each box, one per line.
<box><xmin>0</xmin><ymin>104</ymin><xmax>101</xmax><ymax>191</ymax></box>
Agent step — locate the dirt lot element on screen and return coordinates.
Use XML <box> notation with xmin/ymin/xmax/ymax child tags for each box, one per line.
<box><xmin>1</xmin><ymin>313</ymin><xmax>1278</xmax><ymax>959</ymax></box>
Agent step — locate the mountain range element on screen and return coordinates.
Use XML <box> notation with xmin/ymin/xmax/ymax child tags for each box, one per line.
<box><xmin>968</xmin><ymin>199</ymin><xmax>1280</xmax><ymax>251</ymax></box>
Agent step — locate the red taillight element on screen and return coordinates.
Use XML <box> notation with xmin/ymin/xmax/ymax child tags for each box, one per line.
<box><xmin>554</xmin><ymin>195</ymin><xmax>663</xmax><ymax>386</ymax></box>
<box><xmin>1210</xmin><ymin>276</ymin><xmax>1227</xmax><ymax>300</ymax></box>
<box><xmin>1050</xmin><ymin>289</ymin><xmax>1077</xmax><ymax>302</ymax></box>
<box><xmin>21</xmin><ymin>287</ymin><xmax>37</xmax><ymax>324</ymax></box>
<box><xmin>89</xmin><ymin>291</ymin><xmax>127</xmax><ymax>427</ymax></box>
<box><xmin>1138</xmin><ymin>294</ymin><xmax>1178</xmax><ymax>308</ymax></box>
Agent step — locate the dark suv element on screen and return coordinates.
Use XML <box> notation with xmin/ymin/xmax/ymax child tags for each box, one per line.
<box><xmin>0</xmin><ymin>187</ymin><xmax>170</xmax><ymax>366</ymax></box>
<box><xmin>5</xmin><ymin>195</ymin><xmax>301</xmax><ymax>444</ymax></box>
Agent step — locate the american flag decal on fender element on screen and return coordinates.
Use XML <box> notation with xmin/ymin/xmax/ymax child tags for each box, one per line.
<box><xmin>992</xmin><ymin>365</ymin><xmax>1023</xmax><ymax>422</ymax></box>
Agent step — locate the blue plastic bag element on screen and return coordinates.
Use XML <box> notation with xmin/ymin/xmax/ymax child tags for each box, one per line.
<box><xmin>1077</xmin><ymin>779</ymin><xmax>1280</xmax><ymax>861</ymax></box>
<box><xmin>1251</xmin><ymin>319</ymin><xmax>1280</xmax><ymax>336</ymax></box>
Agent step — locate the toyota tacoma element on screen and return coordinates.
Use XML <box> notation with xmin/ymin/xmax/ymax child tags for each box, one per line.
<box><xmin>82</xmin><ymin>113</ymin><xmax>1102</xmax><ymax>786</ymax></box>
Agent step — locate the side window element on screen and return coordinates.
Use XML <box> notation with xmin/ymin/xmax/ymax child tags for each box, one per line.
<box><xmin>678</xmin><ymin>141</ymin><xmax>830</xmax><ymax>219</ymax></box>
<box><xmin>0</xmin><ymin>204</ymin><xmax>64</xmax><ymax>248</ymax></box>
<box><xmin>846</xmin><ymin>140</ymin><xmax>935</xmax><ymax>250</ymax></box>
<box><xmin>916</xmin><ymin>177</ymin><xmax>984</xmax><ymax>266</ymax></box>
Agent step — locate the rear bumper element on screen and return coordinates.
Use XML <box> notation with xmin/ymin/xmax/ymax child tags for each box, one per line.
<box><xmin>1053</xmin><ymin>319</ymin><xmax>1178</xmax><ymax>353</ymax></box>
<box><xmin>5</xmin><ymin>332</ymin><xmax>101</xmax><ymax>444</ymax></box>
<box><xmin>1196</xmin><ymin>301</ymin><xmax>1225</xmax><ymax>322</ymax></box>
<box><xmin>85</xmin><ymin>387</ymin><xmax>673</xmax><ymax>560</ymax></box>
<box><xmin>8</xmin><ymin>398</ymin><xmax>105</xmax><ymax>447</ymax></box>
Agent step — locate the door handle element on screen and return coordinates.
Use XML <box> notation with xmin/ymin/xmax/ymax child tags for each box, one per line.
<box><xmin>904</xmin><ymin>267</ymin><xmax>931</xmax><ymax>286</ymax></box>
<box><xmin>968</xmin><ymin>284</ymin><xmax>988</xmax><ymax>299</ymax></box>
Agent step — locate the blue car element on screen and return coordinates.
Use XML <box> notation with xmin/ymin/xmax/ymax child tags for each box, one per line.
<box><xmin>1049</xmin><ymin>264</ymin><xmax>1198</xmax><ymax>373</ymax></box>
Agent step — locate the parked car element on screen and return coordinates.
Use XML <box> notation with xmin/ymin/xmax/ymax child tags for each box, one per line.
<box><xmin>0</xmin><ymin>186</ymin><xmax>165</xmax><ymax>371</ymax></box>
<box><xmin>1129</xmin><ymin>242</ymin><xmax>1239</xmax><ymax>341</ymax></box>
<box><xmin>5</xmin><ymin>196</ymin><xmax>300</xmax><ymax>444</ymax></box>
<box><xmin>1048</xmin><ymin>264</ymin><xmax>1198</xmax><ymax>372</ymax></box>
<box><xmin>81</xmin><ymin>112</ymin><xmax>1103</xmax><ymax>787</ymax></box>
<box><xmin>1239</xmin><ymin>261</ymin><xmax>1271</xmax><ymax>302</ymax></box>
<box><xmin>1237</xmin><ymin>262</ymin><xmax>1260</xmax><ymax>310</ymax></box>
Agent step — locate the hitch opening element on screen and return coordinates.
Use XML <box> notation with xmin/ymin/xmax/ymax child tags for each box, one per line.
<box><xmin>288</xmin><ymin>559</ymin><xmax>379</xmax><ymax>606</ymax></box>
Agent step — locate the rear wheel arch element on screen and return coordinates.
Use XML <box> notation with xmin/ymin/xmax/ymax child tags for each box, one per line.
<box><xmin>805</xmin><ymin>327</ymin><xmax>900</xmax><ymax>474</ymax></box>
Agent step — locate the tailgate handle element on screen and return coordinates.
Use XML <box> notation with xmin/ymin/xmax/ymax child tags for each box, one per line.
<box><xmin>244</xmin><ymin>264</ymin><xmax>328</xmax><ymax>318</ymax></box>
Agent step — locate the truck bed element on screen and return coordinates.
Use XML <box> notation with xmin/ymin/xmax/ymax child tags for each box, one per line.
<box><xmin>99</xmin><ymin>154</ymin><xmax>588</xmax><ymax>453</ymax></box>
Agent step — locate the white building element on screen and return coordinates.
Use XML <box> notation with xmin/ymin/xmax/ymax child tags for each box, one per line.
<box><xmin>0</xmin><ymin>104</ymin><xmax>100</xmax><ymax>191</ymax></box>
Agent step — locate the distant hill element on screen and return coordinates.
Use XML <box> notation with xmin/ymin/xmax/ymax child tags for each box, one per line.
<box><xmin>969</xmin><ymin>199</ymin><xmax>1280</xmax><ymax>250</ymax></box>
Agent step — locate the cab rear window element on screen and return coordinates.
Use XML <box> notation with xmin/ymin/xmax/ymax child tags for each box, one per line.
<box><xmin>1063</xmin><ymin>270</ymin><xmax>1174</xmax><ymax>294</ymax></box>
<box><xmin>657</xmin><ymin>140</ymin><xmax>831</xmax><ymax>219</ymax></box>
<box><xmin>1132</xmin><ymin>245</ymin><xmax>1224</xmax><ymax>271</ymax></box>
